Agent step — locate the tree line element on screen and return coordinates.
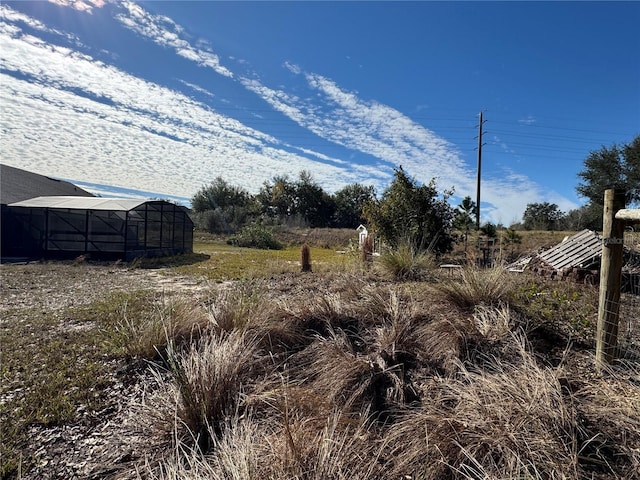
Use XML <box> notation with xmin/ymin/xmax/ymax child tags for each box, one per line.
<box><xmin>191</xmin><ymin>134</ymin><xmax>639</xmax><ymax>254</ymax></box>
<box><xmin>191</xmin><ymin>170</ymin><xmax>376</xmax><ymax>233</ymax></box>
<box><xmin>191</xmin><ymin>166</ymin><xmax>458</xmax><ymax>254</ymax></box>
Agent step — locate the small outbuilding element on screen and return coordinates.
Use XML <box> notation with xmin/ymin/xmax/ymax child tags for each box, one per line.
<box><xmin>2</xmin><ymin>196</ymin><xmax>193</xmax><ymax>260</ymax></box>
<box><xmin>356</xmin><ymin>224</ymin><xmax>368</xmax><ymax>246</ymax></box>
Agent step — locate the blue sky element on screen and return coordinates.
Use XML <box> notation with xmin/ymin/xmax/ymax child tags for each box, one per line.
<box><xmin>1</xmin><ymin>1</ymin><xmax>638</xmax><ymax>225</ymax></box>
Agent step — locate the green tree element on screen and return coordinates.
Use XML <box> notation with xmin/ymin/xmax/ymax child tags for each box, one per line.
<box><xmin>480</xmin><ymin>222</ymin><xmax>498</xmax><ymax>238</ymax></box>
<box><xmin>192</xmin><ymin>177</ymin><xmax>251</xmax><ymax>213</ymax></box>
<box><xmin>295</xmin><ymin>171</ymin><xmax>334</xmax><ymax>228</ymax></box>
<box><xmin>522</xmin><ymin>202</ymin><xmax>564</xmax><ymax>231</ymax></box>
<box><xmin>502</xmin><ymin>227</ymin><xmax>522</xmax><ymax>261</ymax></box>
<box><xmin>257</xmin><ymin>175</ymin><xmax>298</xmax><ymax>219</ymax></box>
<box><xmin>191</xmin><ymin>177</ymin><xmax>256</xmax><ymax>233</ymax></box>
<box><xmin>453</xmin><ymin>196</ymin><xmax>477</xmax><ymax>250</ymax></box>
<box><xmin>560</xmin><ymin>204</ymin><xmax>602</xmax><ymax>231</ymax></box>
<box><xmin>257</xmin><ymin>172</ymin><xmax>335</xmax><ymax>227</ymax></box>
<box><xmin>577</xmin><ymin>135</ymin><xmax>640</xmax><ymax>206</ymax></box>
<box><xmin>332</xmin><ymin>183</ymin><xmax>376</xmax><ymax>228</ymax></box>
<box><xmin>363</xmin><ymin>166</ymin><xmax>455</xmax><ymax>254</ymax></box>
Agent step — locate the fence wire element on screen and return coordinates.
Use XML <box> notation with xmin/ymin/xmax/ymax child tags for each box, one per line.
<box><xmin>619</xmin><ymin>227</ymin><xmax>640</xmax><ymax>356</ymax></box>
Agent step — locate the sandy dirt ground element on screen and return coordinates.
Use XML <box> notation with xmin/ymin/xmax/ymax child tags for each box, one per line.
<box><xmin>1</xmin><ymin>261</ymin><xmax>220</xmax><ymax>480</ymax></box>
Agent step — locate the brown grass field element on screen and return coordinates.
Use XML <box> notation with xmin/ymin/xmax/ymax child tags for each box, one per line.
<box><xmin>1</xmin><ymin>229</ymin><xmax>639</xmax><ymax>480</ymax></box>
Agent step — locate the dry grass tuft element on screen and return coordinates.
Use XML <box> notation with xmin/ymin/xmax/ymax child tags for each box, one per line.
<box><xmin>411</xmin><ymin>316</ymin><xmax>479</xmax><ymax>376</ymax></box>
<box><xmin>115</xmin><ymin>294</ymin><xmax>209</xmax><ymax>360</ymax></box>
<box><xmin>473</xmin><ymin>303</ymin><xmax>513</xmax><ymax>341</ymax></box>
<box><xmin>292</xmin><ymin>329</ymin><xmax>392</xmax><ymax>414</ymax></box>
<box><xmin>377</xmin><ymin>243</ymin><xmax>436</xmax><ymax>281</ymax></box>
<box><xmin>204</xmin><ymin>284</ymin><xmax>263</xmax><ymax>334</ymax></box>
<box><xmin>352</xmin><ymin>285</ymin><xmax>407</xmax><ymax>327</ymax></box>
<box><xmin>385</xmin><ymin>339</ymin><xmax>581</xmax><ymax>480</ymax></box>
<box><xmin>275</xmin><ymin>292</ymin><xmax>358</xmax><ymax>342</ymax></box>
<box><xmin>137</xmin><ymin>409</ymin><xmax>383</xmax><ymax>480</ymax></box>
<box><xmin>435</xmin><ymin>266</ymin><xmax>516</xmax><ymax>310</ymax></box>
<box><xmin>166</xmin><ymin>330</ymin><xmax>260</xmax><ymax>451</ymax></box>
<box><xmin>7</xmin><ymin>249</ymin><xmax>638</xmax><ymax>480</ymax></box>
<box><xmin>263</xmin><ymin>409</ymin><xmax>383</xmax><ymax>480</ymax></box>
<box><xmin>575</xmin><ymin>360</ymin><xmax>640</xmax><ymax>477</ymax></box>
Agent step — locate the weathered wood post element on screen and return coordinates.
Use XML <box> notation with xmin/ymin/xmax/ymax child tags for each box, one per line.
<box><xmin>595</xmin><ymin>189</ymin><xmax>626</xmax><ymax>372</ymax></box>
<box><xmin>301</xmin><ymin>244</ymin><xmax>312</xmax><ymax>272</ymax></box>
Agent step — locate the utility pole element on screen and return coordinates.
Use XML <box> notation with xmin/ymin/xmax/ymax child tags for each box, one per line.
<box><xmin>475</xmin><ymin>112</ymin><xmax>485</xmax><ymax>230</ymax></box>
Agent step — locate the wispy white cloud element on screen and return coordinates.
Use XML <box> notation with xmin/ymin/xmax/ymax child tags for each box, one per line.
<box><xmin>284</xmin><ymin>61</ymin><xmax>301</xmax><ymax>75</ymax></box>
<box><xmin>518</xmin><ymin>115</ymin><xmax>537</xmax><ymax>125</ymax></box>
<box><xmin>0</xmin><ymin>9</ymin><xmax>352</xmax><ymax>198</ymax></box>
<box><xmin>178</xmin><ymin>79</ymin><xmax>216</xmax><ymax>98</ymax></box>
<box><xmin>48</xmin><ymin>0</ymin><xmax>105</xmax><ymax>13</ymax></box>
<box><xmin>242</xmin><ymin>68</ymin><xmax>474</xmax><ymax>192</ymax></box>
<box><xmin>0</xmin><ymin>3</ymin><xmax>81</xmax><ymax>45</ymax></box>
<box><xmin>241</xmin><ymin>65</ymin><xmax>577</xmax><ymax>223</ymax></box>
<box><xmin>0</xmin><ymin>2</ymin><xmax>577</xmax><ymax>223</ymax></box>
<box><xmin>116</xmin><ymin>1</ymin><xmax>233</xmax><ymax>78</ymax></box>
<box><xmin>493</xmin><ymin>134</ymin><xmax>516</xmax><ymax>155</ymax></box>
<box><xmin>476</xmin><ymin>171</ymin><xmax>578</xmax><ymax>225</ymax></box>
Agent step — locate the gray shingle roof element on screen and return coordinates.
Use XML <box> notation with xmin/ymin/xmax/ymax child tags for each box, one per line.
<box><xmin>1</xmin><ymin>164</ymin><xmax>94</xmax><ymax>205</ymax></box>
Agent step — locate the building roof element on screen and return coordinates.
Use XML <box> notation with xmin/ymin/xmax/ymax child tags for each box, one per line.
<box><xmin>1</xmin><ymin>164</ymin><xmax>94</xmax><ymax>205</ymax></box>
<box><xmin>9</xmin><ymin>196</ymin><xmax>150</xmax><ymax>211</ymax></box>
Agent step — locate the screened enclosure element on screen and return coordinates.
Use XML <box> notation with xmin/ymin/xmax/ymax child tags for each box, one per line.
<box><xmin>2</xmin><ymin>197</ymin><xmax>193</xmax><ymax>260</ymax></box>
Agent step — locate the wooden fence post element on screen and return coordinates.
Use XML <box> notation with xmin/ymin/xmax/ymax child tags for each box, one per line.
<box><xmin>595</xmin><ymin>189</ymin><xmax>626</xmax><ymax>372</ymax></box>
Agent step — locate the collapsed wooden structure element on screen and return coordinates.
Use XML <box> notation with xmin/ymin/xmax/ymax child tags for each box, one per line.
<box><xmin>510</xmin><ymin>229</ymin><xmax>639</xmax><ymax>293</ymax></box>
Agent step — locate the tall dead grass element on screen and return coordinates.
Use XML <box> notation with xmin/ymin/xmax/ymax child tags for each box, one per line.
<box><xmin>204</xmin><ymin>285</ymin><xmax>263</xmax><ymax>334</ymax></box>
<box><xmin>435</xmin><ymin>266</ymin><xmax>516</xmax><ymax>310</ymax></box>
<box><xmin>138</xmin><ymin>410</ymin><xmax>383</xmax><ymax>480</ymax></box>
<box><xmin>575</xmin><ymin>360</ymin><xmax>640</xmax><ymax>478</ymax></box>
<box><xmin>377</xmin><ymin>242</ymin><xmax>436</xmax><ymax>281</ymax></box>
<box><xmin>166</xmin><ymin>330</ymin><xmax>260</xmax><ymax>451</ymax></box>
<box><xmin>114</xmin><ymin>294</ymin><xmax>209</xmax><ymax>360</ymax></box>
<box><xmin>384</xmin><ymin>337</ymin><xmax>581</xmax><ymax>479</ymax></box>
<box><xmin>128</xmin><ymin>272</ymin><xmax>639</xmax><ymax>480</ymax></box>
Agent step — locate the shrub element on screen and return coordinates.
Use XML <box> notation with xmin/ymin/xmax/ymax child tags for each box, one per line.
<box><xmin>227</xmin><ymin>225</ymin><xmax>283</xmax><ymax>250</ymax></box>
<box><xmin>510</xmin><ymin>278</ymin><xmax>598</xmax><ymax>345</ymax></box>
<box><xmin>363</xmin><ymin>166</ymin><xmax>455</xmax><ymax>254</ymax></box>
